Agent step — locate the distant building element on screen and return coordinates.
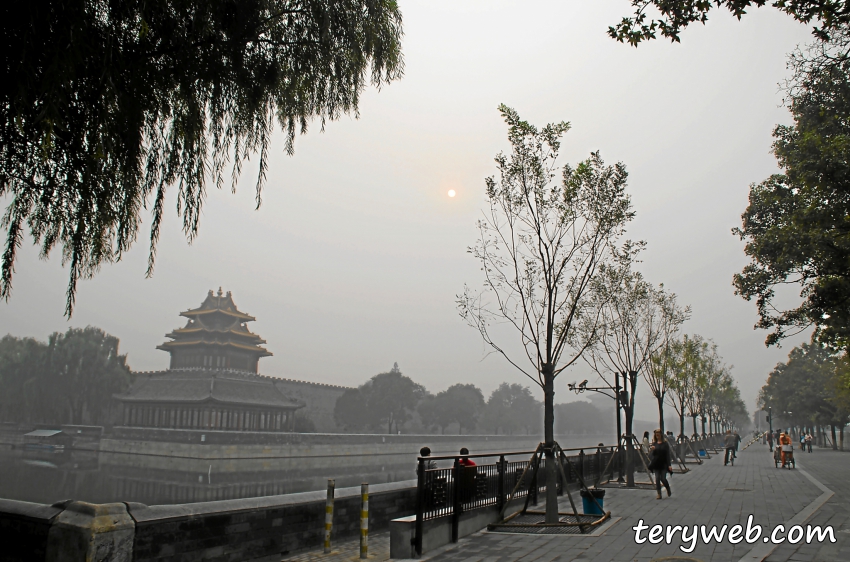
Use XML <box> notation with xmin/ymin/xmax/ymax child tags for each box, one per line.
<box><xmin>115</xmin><ymin>289</ymin><xmax>306</xmax><ymax>431</ymax></box>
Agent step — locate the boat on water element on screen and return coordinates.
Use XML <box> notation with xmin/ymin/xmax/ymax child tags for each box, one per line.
<box><xmin>23</xmin><ymin>429</ymin><xmax>71</xmax><ymax>451</ymax></box>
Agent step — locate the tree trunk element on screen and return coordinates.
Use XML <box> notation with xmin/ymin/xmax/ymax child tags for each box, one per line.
<box><xmin>831</xmin><ymin>425</ymin><xmax>838</xmax><ymax>450</ymax></box>
<box><xmin>691</xmin><ymin>415</ymin><xmax>698</xmax><ymax>438</ymax></box>
<box><xmin>656</xmin><ymin>393</ymin><xmax>665</xmax><ymax>434</ymax></box>
<box><xmin>679</xmin><ymin>412</ymin><xmax>685</xmax><ymax>440</ymax></box>
<box><xmin>624</xmin><ymin>371</ymin><xmax>638</xmax><ymax>488</ymax></box>
<box><xmin>841</xmin><ymin>425</ymin><xmax>845</xmax><ymax>451</ymax></box>
<box><xmin>543</xmin><ymin>366</ymin><xmax>558</xmax><ymax>524</ymax></box>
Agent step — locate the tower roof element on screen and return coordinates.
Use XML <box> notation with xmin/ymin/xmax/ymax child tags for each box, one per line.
<box><xmin>180</xmin><ymin>288</ymin><xmax>256</xmax><ymax>322</ymax></box>
<box><xmin>159</xmin><ymin>289</ymin><xmax>272</xmax><ymax>372</ymax></box>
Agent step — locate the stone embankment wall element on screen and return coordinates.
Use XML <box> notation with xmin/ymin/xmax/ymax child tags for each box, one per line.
<box><xmin>101</xmin><ymin>428</ymin><xmax>540</xmax><ymax>459</ymax></box>
<box><xmin>0</xmin><ymin>480</ymin><xmax>417</xmax><ymax>562</ymax></box>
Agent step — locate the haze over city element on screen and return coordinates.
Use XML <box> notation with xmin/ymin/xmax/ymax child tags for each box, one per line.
<box><xmin>0</xmin><ymin>0</ymin><xmax>813</xmax><ymax>419</ymax></box>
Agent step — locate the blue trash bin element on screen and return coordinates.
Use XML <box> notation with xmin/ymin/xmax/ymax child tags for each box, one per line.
<box><xmin>698</xmin><ymin>449</ymin><xmax>707</xmax><ymax>457</ymax></box>
<box><xmin>579</xmin><ymin>489</ymin><xmax>605</xmax><ymax>515</ymax></box>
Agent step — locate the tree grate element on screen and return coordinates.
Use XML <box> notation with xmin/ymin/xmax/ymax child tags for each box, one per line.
<box><xmin>488</xmin><ymin>513</ymin><xmax>606</xmax><ymax>535</ymax></box>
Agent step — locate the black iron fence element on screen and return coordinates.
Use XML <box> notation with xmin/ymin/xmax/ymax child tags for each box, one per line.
<box><xmin>413</xmin><ymin>434</ymin><xmax>725</xmax><ymax>555</ymax></box>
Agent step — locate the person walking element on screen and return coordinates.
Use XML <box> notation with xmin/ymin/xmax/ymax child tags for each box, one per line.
<box><xmin>806</xmin><ymin>433</ymin><xmax>813</xmax><ymax>453</ymax></box>
<box><xmin>648</xmin><ymin>429</ymin><xmax>673</xmax><ymax>500</ymax></box>
<box><xmin>767</xmin><ymin>431</ymin><xmax>774</xmax><ymax>452</ymax></box>
<box><xmin>733</xmin><ymin>431</ymin><xmax>741</xmax><ymax>458</ymax></box>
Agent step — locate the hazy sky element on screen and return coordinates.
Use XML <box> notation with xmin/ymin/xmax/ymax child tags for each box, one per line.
<box><xmin>0</xmin><ymin>1</ymin><xmax>815</xmax><ymax>420</ymax></box>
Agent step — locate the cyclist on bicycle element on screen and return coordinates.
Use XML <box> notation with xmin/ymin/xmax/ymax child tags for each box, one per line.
<box><xmin>724</xmin><ymin>430</ymin><xmax>737</xmax><ymax>465</ymax></box>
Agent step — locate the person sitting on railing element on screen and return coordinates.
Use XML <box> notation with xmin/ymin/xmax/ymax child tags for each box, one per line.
<box><xmin>457</xmin><ymin>447</ymin><xmax>477</xmax><ymax>503</ymax></box>
<box><xmin>417</xmin><ymin>446</ymin><xmax>438</xmax><ymax>476</ymax></box>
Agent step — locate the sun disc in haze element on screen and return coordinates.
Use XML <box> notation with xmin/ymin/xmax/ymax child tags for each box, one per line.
<box><xmin>448</xmin><ymin>189</ymin><xmax>456</xmax><ymax>198</ymax></box>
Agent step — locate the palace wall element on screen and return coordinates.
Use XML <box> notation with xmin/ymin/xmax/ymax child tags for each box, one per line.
<box><xmin>270</xmin><ymin>378</ymin><xmax>351</xmax><ymax>432</ymax></box>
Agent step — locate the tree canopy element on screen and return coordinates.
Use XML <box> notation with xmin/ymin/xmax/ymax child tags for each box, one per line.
<box><xmin>1</xmin><ymin>0</ymin><xmax>404</xmax><ymax>315</ymax></box>
<box><xmin>417</xmin><ymin>383</ymin><xmax>485</xmax><ymax>435</ymax></box>
<box><xmin>758</xmin><ymin>341</ymin><xmax>849</xmax><ymax>444</ymax></box>
<box><xmin>478</xmin><ymin>383</ymin><xmax>541</xmax><ymax>436</ymax></box>
<box><xmin>611</xmin><ymin>1</ymin><xmax>850</xmax><ymax>46</ymax></box>
<box><xmin>332</xmin><ymin>363</ymin><xmax>425</xmax><ymax>434</ymax></box>
<box><xmin>0</xmin><ymin>327</ymin><xmax>132</xmax><ymax>424</ymax></box>
<box><xmin>734</xmin><ymin>30</ymin><xmax>850</xmax><ymax>348</ymax></box>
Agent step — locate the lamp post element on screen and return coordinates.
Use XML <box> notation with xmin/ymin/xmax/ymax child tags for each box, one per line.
<box><xmin>767</xmin><ymin>406</ymin><xmax>773</xmax><ymax>453</ymax></box>
<box><xmin>567</xmin><ymin>378</ymin><xmax>629</xmax><ymax>485</ymax></box>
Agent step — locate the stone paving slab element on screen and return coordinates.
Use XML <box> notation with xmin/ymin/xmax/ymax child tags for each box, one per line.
<box><xmin>282</xmin><ymin>532</ymin><xmax>390</xmax><ymax>562</ymax></box>
<box><xmin>413</xmin><ymin>446</ymin><xmax>826</xmax><ymax>562</ymax></box>
<box><xmin>286</xmin><ymin>446</ymin><xmax>844</xmax><ymax>562</ymax></box>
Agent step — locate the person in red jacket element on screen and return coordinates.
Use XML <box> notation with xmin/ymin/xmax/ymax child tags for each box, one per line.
<box><xmin>779</xmin><ymin>432</ymin><xmax>793</xmax><ymax>467</ymax></box>
<box><xmin>458</xmin><ymin>447</ymin><xmax>476</xmax><ymax>467</ymax></box>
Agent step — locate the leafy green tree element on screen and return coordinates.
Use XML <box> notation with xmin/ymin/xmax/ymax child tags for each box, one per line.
<box><xmin>1</xmin><ymin>0</ymin><xmax>404</xmax><ymax>315</ymax></box>
<box><xmin>366</xmin><ymin>363</ymin><xmax>426</xmax><ymax>434</ymax></box>
<box><xmin>417</xmin><ymin>384</ymin><xmax>484</xmax><ymax>435</ymax></box>
<box><xmin>0</xmin><ymin>327</ymin><xmax>131</xmax><ymax>424</ymax></box>
<box><xmin>611</xmin><ymin>1</ymin><xmax>850</xmax><ymax>46</ymax></box>
<box><xmin>759</xmin><ymin>341</ymin><xmax>847</xmax><ymax>445</ymax></box>
<box><xmin>734</xmin><ymin>29</ymin><xmax>850</xmax><ymax>348</ymax></box>
<box><xmin>666</xmin><ymin>334</ymin><xmax>704</xmax><ymax>438</ymax></box>
<box><xmin>479</xmin><ymin>383</ymin><xmax>541</xmax><ymax>436</ymax></box>
<box><xmin>333</xmin><ymin>388</ymin><xmax>372</xmax><ymax>432</ymax></box>
<box><xmin>579</xmin><ymin>263</ymin><xmax>688</xmax><ymax>484</ymax></box>
<box><xmin>0</xmin><ymin>335</ymin><xmax>50</xmax><ymax>423</ymax></box>
<box><xmin>47</xmin><ymin>327</ymin><xmax>133</xmax><ymax>424</ymax></box>
<box><xmin>458</xmin><ymin>105</ymin><xmax>634</xmax><ymax>523</ymax></box>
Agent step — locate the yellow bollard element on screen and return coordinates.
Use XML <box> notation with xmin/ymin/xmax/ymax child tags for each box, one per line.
<box><xmin>324</xmin><ymin>479</ymin><xmax>335</xmax><ymax>553</ymax></box>
<box><xmin>360</xmin><ymin>483</ymin><xmax>369</xmax><ymax>559</ymax></box>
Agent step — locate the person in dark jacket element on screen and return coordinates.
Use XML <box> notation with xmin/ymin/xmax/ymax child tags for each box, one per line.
<box><xmin>648</xmin><ymin>429</ymin><xmax>672</xmax><ymax>500</ymax></box>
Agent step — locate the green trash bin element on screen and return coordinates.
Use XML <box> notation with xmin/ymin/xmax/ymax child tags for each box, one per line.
<box><xmin>579</xmin><ymin>489</ymin><xmax>605</xmax><ymax>515</ymax></box>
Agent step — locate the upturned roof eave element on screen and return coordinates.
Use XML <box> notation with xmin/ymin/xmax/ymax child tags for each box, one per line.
<box><xmin>179</xmin><ymin>308</ymin><xmax>255</xmax><ymax>321</ymax></box>
<box><xmin>112</xmin><ymin>394</ymin><xmax>303</xmax><ymax>409</ymax></box>
<box><xmin>155</xmin><ymin>341</ymin><xmax>273</xmax><ymax>356</ymax></box>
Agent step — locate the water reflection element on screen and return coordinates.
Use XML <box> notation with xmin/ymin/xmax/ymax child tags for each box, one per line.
<box><xmin>0</xmin><ymin>447</ymin><xmax>415</xmax><ymax>506</ymax></box>
<box><xmin>0</xmin><ymin>436</ymin><xmax>607</xmax><ymax>506</ymax></box>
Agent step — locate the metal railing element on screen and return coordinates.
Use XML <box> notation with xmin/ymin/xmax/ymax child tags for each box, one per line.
<box><xmin>412</xmin><ymin>435</ymin><xmax>726</xmax><ymax>555</ymax></box>
<box><xmin>414</xmin><ymin>444</ymin><xmax>620</xmax><ymax>554</ymax></box>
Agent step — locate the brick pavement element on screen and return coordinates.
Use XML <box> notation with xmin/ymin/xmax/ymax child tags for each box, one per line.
<box><xmin>764</xmin><ymin>448</ymin><xmax>850</xmax><ymax>562</ymax></box>
<box><xmin>413</xmin><ymin>445</ymin><xmax>829</xmax><ymax>562</ymax></box>
<box><xmin>287</xmin><ymin>445</ymin><xmax>844</xmax><ymax>562</ymax></box>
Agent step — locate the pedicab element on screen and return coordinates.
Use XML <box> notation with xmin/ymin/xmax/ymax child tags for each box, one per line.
<box><xmin>774</xmin><ymin>442</ymin><xmax>795</xmax><ymax>469</ymax></box>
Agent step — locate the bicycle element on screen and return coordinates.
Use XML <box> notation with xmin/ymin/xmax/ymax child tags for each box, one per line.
<box><xmin>724</xmin><ymin>448</ymin><xmax>735</xmax><ymax>466</ymax></box>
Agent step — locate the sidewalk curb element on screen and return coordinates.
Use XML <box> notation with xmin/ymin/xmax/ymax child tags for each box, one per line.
<box><xmin>736</xmin><ymin>465</ymin><xmax>834</xmax><ymax>562</ymax></box>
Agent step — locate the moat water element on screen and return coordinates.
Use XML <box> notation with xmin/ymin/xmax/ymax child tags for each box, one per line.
<box><xmin>0</xmin><ymin>435</ymin><xmax>609</xmax><ymax>506</ymax></box>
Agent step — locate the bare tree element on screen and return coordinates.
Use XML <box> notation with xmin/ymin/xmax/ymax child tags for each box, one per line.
<box><xmin>580</xmin><ymin>266</ymin><xmax>686</xmax><ymax>485</ymax></box>
<box><xmin>641</xmin><ymin>291</ymin><xmax>690</xmax><ymax>434</ymax></box>
<box><xmin>458</xmin><ymin>105</ymin><xmax>634</xmax><ymax>523</ymax></box>
<box><xmin>666</xmin><ymin>334</ymin><xmax>706</xmax><ymax>439</ymax></box>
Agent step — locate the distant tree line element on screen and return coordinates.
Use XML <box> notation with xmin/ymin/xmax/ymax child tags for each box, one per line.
<box><xmin>0</xmin><ymin>328</ymin><xmax>132</xmax><ymax>425</ymax></box>
<box><xmin>332</xmin><ymin>363</ymin><xmax>612</xmax><ymax>435</ymax></box>
<box><xmin>759</xmin><ymin>341</ymin><xmax>850</xmax><ymax>449</ymax></box>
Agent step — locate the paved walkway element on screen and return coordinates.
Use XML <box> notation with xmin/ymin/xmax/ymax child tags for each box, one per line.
<box><xmin>287</xmin><ymin>446</ymin><xmax>847</xmax><ymax>562</ymax></box>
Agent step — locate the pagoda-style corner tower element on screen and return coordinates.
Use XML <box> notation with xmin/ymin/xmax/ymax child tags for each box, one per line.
<box><xmin>157</xmin><ymin>288</ymin><xmax>272</xmax><ymax>373</ymax></box>
<box><xmin>114</xmin><ymin>289</ymin><xmax>304</xmax><ymax>432</ymax></box>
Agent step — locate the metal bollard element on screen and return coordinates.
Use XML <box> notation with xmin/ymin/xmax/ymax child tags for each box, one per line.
<box><xmin>360</xmin><ymin>483</ymin><xmax>369</xmax><ymax>559</ymax></box>
<box><xmin>324</xmin><ymin>479</ymin><xmax>335</xmax><ymax>553</ymax></box>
